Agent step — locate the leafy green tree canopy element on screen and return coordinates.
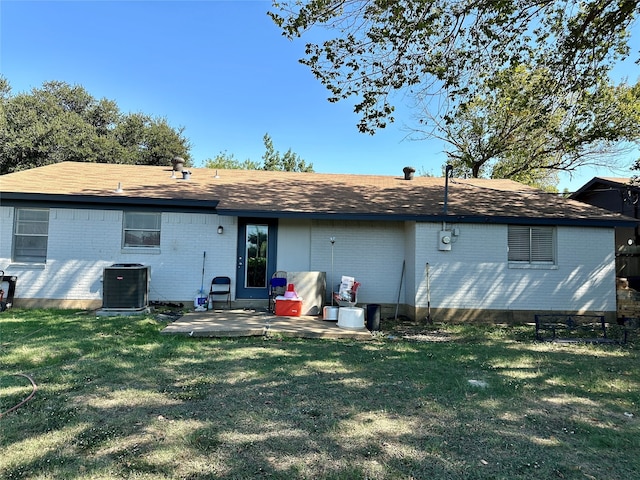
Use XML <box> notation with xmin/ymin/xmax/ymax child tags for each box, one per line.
<box><xmin>261</xmin><ymin>133</ymin><xmax>313</xmax><ymax>172</ymax></box>
<box><xmin>417</xmin><ymin>66</ymin><xmax>640</xmax><ymax>187</ymax></box>
<box><xmin>0</xmin><ymin>78</ymin><xmax>191</xmax><ymax>174</ymax></box>
<box><xmin>204</xmin><ymin>152</ymin><xmax>262</xmax><ymax>170</ymax></box>
<box><xmin>270</xmin><ymin>0</ymin><xmax>638</xmax><ymax>134</ymax></box>
<box><xmin>204</xmin><ymin>133</ymin><xmax>313</xmax><ymax>172</ymax></box>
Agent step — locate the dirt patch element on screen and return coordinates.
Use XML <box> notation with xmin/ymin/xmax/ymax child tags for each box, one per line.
<box><xmin>383</xmin><ymin>319</ymin><xmax>456</xmax><ymax>342</ymax></box>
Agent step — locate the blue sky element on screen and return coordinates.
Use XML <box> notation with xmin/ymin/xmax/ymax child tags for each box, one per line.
<box><xmin>1</xmin><ymin>0</ymin><xmax>638</xmax><ymax>192</ymax></box>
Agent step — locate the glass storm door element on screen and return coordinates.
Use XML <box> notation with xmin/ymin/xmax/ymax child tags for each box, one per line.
<box><xmin>236</xmin><ymin>219</ymin><xmax>277</xmax><ymax>299</ymax></box>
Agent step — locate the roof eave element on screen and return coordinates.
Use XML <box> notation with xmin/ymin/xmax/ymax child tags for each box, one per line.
<box><xmin>217</xmin><ymin>209</ymin><xmax>638</xmax><ymax>227</ymax></box>
<box><xmin>0</xmin><ymin>192</ymin><xmax>219</xmax><ymax>212</ymax></box>
<box><xmin>4</xmin><ymin>193</ymin><xmax>633</xmax><ymax>227</ymax></box>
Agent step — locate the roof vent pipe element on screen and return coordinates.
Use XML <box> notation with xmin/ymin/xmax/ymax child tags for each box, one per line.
<box><xmin>403</xmin><ymin>166</ymin><xmax>415</xmax><ymax>180</ymax></box>
<box><xmin>171</xmin><ymin>156</ymin><xmax>185</xmax><ymax>172</ymax></box>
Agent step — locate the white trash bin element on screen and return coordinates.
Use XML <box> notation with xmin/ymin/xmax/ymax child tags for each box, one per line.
<box><xmin>337</xmin><ymin>307</ymin><xmax>365</xmax><ymax>329</ymax></box>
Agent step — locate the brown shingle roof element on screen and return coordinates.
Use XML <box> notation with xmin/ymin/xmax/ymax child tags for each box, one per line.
<box><xmin>0</xmin><ymin>162</ymin><xmax>634</xmax><ymax>226</ymax></box>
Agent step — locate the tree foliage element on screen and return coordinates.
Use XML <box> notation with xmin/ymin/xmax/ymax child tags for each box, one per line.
<box><xmin>261</xmin><ymin>133</ymin><xmax>314</xmax><ymax>172</ymax></box>
<box><xmin>270</xmin><ymin>1</ymin><xmax>639</xmax><ymax>186</ymax></box>
<box><xmin>270</xmin><ymin>0</ymin><xmax>638</xmax><ymax>134</ymax></box>
<box><xmin>204</xmin><ymin>133</ymin><xmax>313</xmax><ymax>172</ymax></box>
<box><xmin>0</xmin><ymin>78</ymin><xmax>191</xmax><ymax>174</ymax></box>
<box><xmin>417</xmin><ymin>66</ymin><xmax>640</xmax><ymax>188</ymax></box>
<box><xmin>204</xmin><ymin>151</ymin><xmax>262</xmax><ymax>170</ymax></box>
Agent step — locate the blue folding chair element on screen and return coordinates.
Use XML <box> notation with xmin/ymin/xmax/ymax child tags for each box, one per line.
<box><xmin>269</xmin><ymin>276</ymin><xmax>287</xmax><ymax>313</ymax></box>
<box><xmin>209</xmin><ymin>276</ymin><xmax>231</xmax><ymax>309</ymax></box>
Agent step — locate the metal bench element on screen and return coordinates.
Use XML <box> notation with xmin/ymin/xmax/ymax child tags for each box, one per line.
<box><xmin>534</xmin><ymin>314</ymin><xmax>613</xmax><ymax>343</ymax></box>
<box><xmin>618</xmin><ymin>317</ymin><xmax>640</xmax><ymax>344</ymax></box>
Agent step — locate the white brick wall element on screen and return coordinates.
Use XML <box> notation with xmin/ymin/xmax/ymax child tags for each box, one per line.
<box><xmin>1</xmin><ymin>204</ymin><xmax>617</xmax><ymax>313</ymax></box>
<box><xmin>403</xmin><ymin>222</ymin><xmax>417</xmax><ymax>306</ymax></box>
<box><xmin>0</xmin><ymin>207</ymin><xmax>14</xmax><ymax>268</ymax></box>
<box><xmin>306</xmin><ymin>220</ymin><xmax>406</xmax><ymax>304</ymax></box>
<box><xmin>0</xmin><ymin>207</ymin><xmax>237</xmax><ymax>304</ymax></box>
<box><xmin>413</xmin><ymin>222</ymin><xmax>616</xmax><ymax>312</ymax></box>
<box><xmin>276</xmin><ymin>219</ymin><xmax>312</xmax><ymax>271</ymax></box>
<box><xmin>275</xmin><ymin>219</ymin><xmax>407</xmax><ymax>304</ymax></box>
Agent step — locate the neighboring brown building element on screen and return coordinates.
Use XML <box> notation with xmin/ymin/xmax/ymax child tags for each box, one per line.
<box><xmin>570</xmin><ymin>177</ymin><xmax>640</xmax><ymax>280</ymax></box>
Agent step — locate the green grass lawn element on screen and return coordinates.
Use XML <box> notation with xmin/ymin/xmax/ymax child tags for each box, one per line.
<box><xmin>1</xmin><ymin>309</ymin><xmax>639</xmax><ymax>479</ymax></box>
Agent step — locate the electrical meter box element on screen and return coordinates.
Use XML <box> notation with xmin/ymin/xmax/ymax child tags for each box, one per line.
<box><xmin>438</xmin><ymin>231</ymin><xmax>452</xmax><ymax>251</ymax></box>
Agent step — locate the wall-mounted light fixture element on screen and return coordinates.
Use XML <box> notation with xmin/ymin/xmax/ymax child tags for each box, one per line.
<box><xmin>217</xmin><ymin>226</ymin><xmax>224</xmax><ymax>235</ymax></box>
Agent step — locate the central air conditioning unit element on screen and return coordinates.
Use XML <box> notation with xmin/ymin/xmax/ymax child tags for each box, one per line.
<box><xmin>102</xmin><ymin>264</ymin><xmax>150</xmax><ymax>310</ymax></box>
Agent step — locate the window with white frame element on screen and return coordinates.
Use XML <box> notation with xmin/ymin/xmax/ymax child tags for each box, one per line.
<box><xmin>123</xmin><ymin>212</ymin><xmax>161</xmax><ymax>248</ymax></box>
<box><xmin>13</xmin><ymin>208</ymin><xmax>50</xmax><ymax>263</ymax></box>
<box><xmin>508</xmin><ymin>225</ymin><xmax>555</xmax><ymax>264</ymax></box>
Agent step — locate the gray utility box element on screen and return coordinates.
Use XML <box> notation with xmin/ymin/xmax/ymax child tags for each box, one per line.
<box><xmin>102</xmin><ymin>264</ymin><xmax>150</xmax><ymax>309</ymax></box>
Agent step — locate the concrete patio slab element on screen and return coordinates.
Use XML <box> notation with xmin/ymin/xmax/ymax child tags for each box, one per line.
<box><xmin>160</xmin><ymin>308</ymin><xmax>373</xmax><ymax>340</ymax></box>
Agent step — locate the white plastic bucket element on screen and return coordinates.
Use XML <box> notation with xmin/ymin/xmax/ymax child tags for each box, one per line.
<box><xmin>337</xmin><ymin>307</ymin><xmax>365</xmax><ymax>329</ymax></box>
<box><xmin>323</xmin><ymin>306</ymin><xmax>339</xmax><ymax>321</ymax></box>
